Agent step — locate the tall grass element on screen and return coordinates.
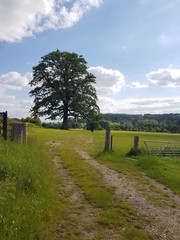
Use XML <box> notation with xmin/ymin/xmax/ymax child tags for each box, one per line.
<box><xmin>0</xmin><ymin>134</ymin><xmax>58</xmax><ymax>240</ymax></box>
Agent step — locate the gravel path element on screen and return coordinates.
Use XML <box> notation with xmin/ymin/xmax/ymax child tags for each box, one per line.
<box><xmin>77</xmin><ymin>149</ymin><xmax>180</xmax><ymax>240</ymax></box>
<box><xmin>48</xmin><ymin>141</ymin><xmax>123</xmax><ymax>239</ymax></box>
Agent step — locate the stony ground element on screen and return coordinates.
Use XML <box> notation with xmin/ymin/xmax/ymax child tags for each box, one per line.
<box><xmin>77</xmin><ymin>149</ymin><xmax>180</xmax><ymax>240</ymax></box>
<box><xmin>48</xmin><ymin>141</ymin><xmax>180</xmax><ymax>240</ymax></box>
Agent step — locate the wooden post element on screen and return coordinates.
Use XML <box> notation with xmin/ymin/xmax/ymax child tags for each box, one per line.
<box><xmin>3</xmin><ymin>111</ymin><xmax>7</xmax><ymax>140</ymax></box>
<box><xmin>134</xmin><ymin>136</ymin><xmax>139</xmax><ymax>151</ymax></box>
<box><xmin>0</xmin><ymin>111</ymin><xmax>7</xmax><ymax>140</ymax></box>
<box><xmin>12</xmin><ymin>123</ymin><xmax>23</xmax><ymax>143</ymax></box>
<box><xmin>104</xmin><ymin>126</ymin><xmax>110</xmax><ymax>152</ymax></box>
<box><xmin>12</xmin><ymin>123</ymin><xmax>27</xmax><ymax>144</ymax></box>
<box><xmin>22</xmin><ymin>123</ymin><xmax>28</xmax><ymax>144</ymax></box>
<box><xmin>111</xmin><ymin>136</ymin><xmax>113</xmax><ymax>151</ymax></box>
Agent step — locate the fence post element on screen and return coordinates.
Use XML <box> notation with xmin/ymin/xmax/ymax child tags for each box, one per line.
<box><xmin>3</xmin><ymin>111</ymin><xmax>7</xmax><ymax>140</ymax></box>
<box><xmin>104</xmin><ymin>125</ymin><xmax>110</xmax><ymax>152</ymax></box>
<box><xmin>0</xmin><ymin>111</ymin><xmax>7</xmax><ymax>140</ymax></box>
<box><xmin>12</xmin><ymin>123</ymin><xmax>28</xmax><ymax>144</ymax></box>
<box><xmin>22</xmin><ymin>123</ymin><xmax>28</xmax><ymax>144</ymax></box>
<box><xmin>111</xmin><ymin>135</ymin><xmax>113</xmax><ymax>151</ymax></box>
<box><xmin>134</xmin><ymin>136</ymin><xmax>139</xmax><ymax>151</ymax></box>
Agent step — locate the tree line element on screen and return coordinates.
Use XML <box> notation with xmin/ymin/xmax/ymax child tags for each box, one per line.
<box><xmin>102</xmin><ymin>113</ymin><xmax>180</xmax><ymax>133</ymax></box>
<box><xmin>40</xmin><ymin>113</ymin><xmax>180</xmax><ymax>133</ymax></box>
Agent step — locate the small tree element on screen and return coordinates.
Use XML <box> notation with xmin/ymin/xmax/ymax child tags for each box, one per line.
<box><xmin>86</xmin><ymin>113</ymin><xmax>103</xmax><ymax>132</ymax></box>
<box><xmin>29</xmin><ymin>50</ymin><xmax>100</xmax><ymax>129</ymax></box>
<box><xmin>21</xmin><ymin>116</ymin><xmax>41</xmax><ymax>126</ymax></box>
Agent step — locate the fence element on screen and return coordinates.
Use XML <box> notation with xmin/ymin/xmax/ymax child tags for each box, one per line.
<box><xmin>0</xmin><ymin>111</ymin><xmax>27</xmax><ymax>143</ymax></box>
<box><xmin>0</xmin><ymin>111</ymin><xmax>7</xmax><ymax>140</ymax></box>
<box><xmin>11</xmin><ymin>123</ymin><xmax>28</xmax><ymax>144</ymax></box>
<box><xmin>144</xmin><ymin>140</ymin><xmax>180</xmax><ymax>157</ymax></box>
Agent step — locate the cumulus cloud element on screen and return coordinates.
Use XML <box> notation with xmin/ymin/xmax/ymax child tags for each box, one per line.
<box><xmin>0</xmin><ymin>0</ymin><xmax>103</xmax><ymax>42</ymax></box>
<box><xmin>0</xmin><ymin>71</ymin><xmax>32</xmax><ymax>117</ymax></box>
<box><xmin>147</xmin><ymin>68</ymin><xmax>180</xmax><ymax>87</ymax></box>
<box><xmin>0</xmin><ymin>100</ymin><xmax>33</xmax><ymax>119</ymax></box>
<box><xmin>0</xmin><ymin>93</ymin><xmax>15</xmax><ymax>101</ymax></box>
<box><xmin>98</xmin><ymin>96</ymin><xmax>180</xmax><ymax>114</ymax></box>
<box><xmin>0</xmin><ymin>72</ymin><xmax>31</xmax><ymax>90</ymax></box>
<box><xmin>88</xmin><ymin>66</ymin><xmax>125</xmax><ymax>96</ymax></box>
<box><xmin>59</xmin><ymin>0</ymin><xmax>102</xmax><ymax>28</ymax></box>
<box><xmin>129</xmin><ymin>81</ymin><xmax>149</xmax><ymax>89</ymax></box>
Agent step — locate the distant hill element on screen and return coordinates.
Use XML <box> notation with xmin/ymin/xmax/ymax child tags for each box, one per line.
<box><xmin>101</xmin><ymin>113</ymin><xmax>180</xmax><ymax>133</ymax></box>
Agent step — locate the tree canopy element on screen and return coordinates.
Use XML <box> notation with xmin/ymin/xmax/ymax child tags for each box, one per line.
<box><xmin>29</xmin><ymin>50</ymin><xmax>100</xmax><ymax>129</ymax></box>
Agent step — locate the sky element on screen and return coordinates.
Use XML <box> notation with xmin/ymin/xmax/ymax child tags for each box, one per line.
<box><xmin>1</xmin><ymin>0</ymin><xmax>180</xmax><ymax>119</ymax></box>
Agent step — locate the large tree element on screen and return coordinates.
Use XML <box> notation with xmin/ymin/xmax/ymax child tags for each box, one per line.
<box><xmin>29</xmin><ymin>50</ymin><xmax>100</xmax><ymax>129</ymax></box>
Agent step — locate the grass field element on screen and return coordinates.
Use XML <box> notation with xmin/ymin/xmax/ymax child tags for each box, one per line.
<box><xmin>0</xmin><ymin>127</ymin><xmax>180</xmax><ymax>239</ymax></box>
<box><xmin>90</xmin><ymin>130</ymin><xmax>180</xmax><ymax>196</ymax></box>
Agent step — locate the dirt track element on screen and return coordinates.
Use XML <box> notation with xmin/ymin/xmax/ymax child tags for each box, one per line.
<box><xmin>48</xmin><ymin>141</ymin><xmax>180</xmax><ymax>239</ymax></box>
<box><xmin>77</xmin><ymin>149</ymin><xmax>180</xmax><ymax>240</ymax></box>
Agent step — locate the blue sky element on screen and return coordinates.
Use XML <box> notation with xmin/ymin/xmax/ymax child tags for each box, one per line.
<box><xmin>1</xmin><ymin>0</ymin><xmax>180</xmax><ymax>119</ymax></box>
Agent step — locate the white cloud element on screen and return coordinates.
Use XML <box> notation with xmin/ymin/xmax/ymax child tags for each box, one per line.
<box><xmin>59</xmin><ymin>0</ymin><xmax>102</xmax><ymax>28</ymax></box>
<box><xmin>0</xmin><ymin>0</ymin><xmax>103</xmax><ymax>42</ymax></box>
<box><xmin>88</xmin><ymin>66</ymin><xmax>125</xmax><ymax>96</ymax></box>
<box><xmin>0</xmin><ymin>100</ymin><xmax>33</xmax><ymax>119</ymax></box>
<box><xmin>0</xmin><ymin>94</ymin><xmax>32</xmax><ymax>119</ymax></box>
<box><xmin>129</xmin><ymin>81</ymin><xmax>149</xmax><ymax>89</ymax></box>
<box><xmin>0</xmin><ymin>93</ymin><xmax>15</xmax><ymax>101</ymax></box>
<box><xmin>0</xmin><ymin>71</ymin><xmax>32</xmax><ymax>118</ymax></box>
<box><xmin>1</xmin><ymin>69</ymin><xmax>180</xmax><ymax>118</ymax></box>
<box><xmin>98</xmin><ymin>96</ymin><xmax>180</xmax><ymax>114</ymax></box>
<box><xmin>0</xmin><ymin>72</ymin><xmax>30</xmax><ymax>91</ymax></box>
<box><xmin>16</xmin><ymin>100</ymin><xmax>33</xmax><ymax>116</ymax></box>
<box><xmin>147</xmin><ymin>68</ymin><xmax>180</xmax><ymax>87</ymax></box>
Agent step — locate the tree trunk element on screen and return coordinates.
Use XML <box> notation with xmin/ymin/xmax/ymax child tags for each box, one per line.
<box><xmin>62</xmin><ymin>107</ymin><xmax>68</xmax><ymax>130</ymax></box>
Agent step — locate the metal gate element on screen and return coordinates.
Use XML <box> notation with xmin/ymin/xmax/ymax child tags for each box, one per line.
<box><xmin>0</xmin><ymin>111</ymin><xmax>7</xmax><ymax>140</ymax></box>
<box><xmin>144</xmin><ymin>140</ymin><xmax>180</xmax><ymax>157</ymax></box>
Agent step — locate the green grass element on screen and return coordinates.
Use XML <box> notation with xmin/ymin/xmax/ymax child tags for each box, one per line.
<box><xmin>135</xmin><ymin>156</ymin><xmax>180</xmax><ymax>195</ymax></box>
<box><xmin>0</xmin><ymin>132</ymin><xmax>59</xmax><ymax>240</ymax></box>
<box><xmin>90</xmin><ymin>130</ymin><xmax>180</xmax><ymax>196</ymax></box>
<box><xmin>57</xmin><ymin>146</ymin><xmax>113</xmax><ymax>208</ymax></box>
<box><xmin>55</xmin><ymin>144</ymin><xmax>153</xmax><ymax>239</ymax></box>
<box><xmin>27</xmin><ymin>128</ymin><xmax>155</xmax><ymax>239</ymax></box>
<box><xmin>1</xmin><ymin>127</ymin><xmax>180</xmax><ymax>239</ymax></box>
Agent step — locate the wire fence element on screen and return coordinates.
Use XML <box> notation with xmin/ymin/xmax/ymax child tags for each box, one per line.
<box><xmin>144</xmin><ymin>140</ymin><xmax>180</xmax><ymax>157</ymax></box>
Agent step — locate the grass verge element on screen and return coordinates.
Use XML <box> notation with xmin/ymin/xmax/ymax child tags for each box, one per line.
<box><xmin>0</xmin><ymin>134</ymin><xmax>59</xmax><ymax>240</ymax></box>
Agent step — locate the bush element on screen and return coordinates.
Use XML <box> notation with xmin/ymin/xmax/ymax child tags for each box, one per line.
<box><xmin>21</xmin><ymin>116</ymin><xmax>41</xmax><ymax>127</ymax></box>
<box><xmin>127</xmin><ymin>148</ymin><xmax>143</xmax><ymax>156</ymax></box>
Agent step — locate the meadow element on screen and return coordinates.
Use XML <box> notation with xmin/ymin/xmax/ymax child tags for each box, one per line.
<box><xmin>0</xmin><ymin>127</ymin><xmax>180</xmax><ymax>239</ymax></box>
<box><xmin>91</xmin><ymin>130</ymin><xmax>180</xmax><ymax>195</ymax></box>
